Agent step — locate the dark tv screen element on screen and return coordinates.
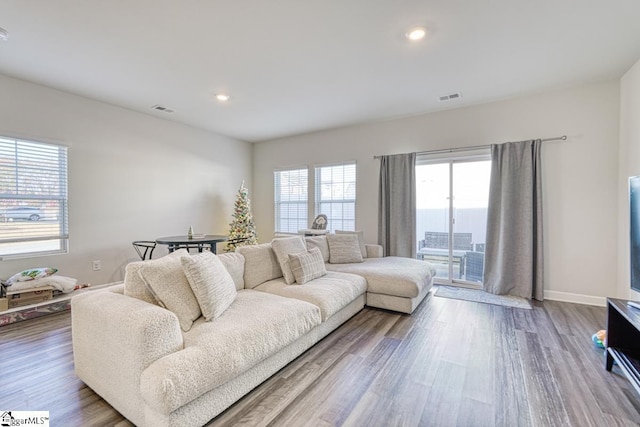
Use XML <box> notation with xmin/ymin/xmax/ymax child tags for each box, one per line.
<box><xmin>630</xmin><ymin>176</ymin><xmax>640</xmax><ymax>293</ymax></box>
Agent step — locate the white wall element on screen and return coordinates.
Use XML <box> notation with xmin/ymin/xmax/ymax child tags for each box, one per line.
<box><xmin>619</xmin><ymin>58</ymin><xmax>640</xmax><ymax>302</ymax></box>
<box><xmin>254</xmin><ymin>81</ymin><xmax>620</xmax><ymax>303</ymax></box>
<box><xmin>0</xmin><ymin>74</ymin><xmax>252</xmax><ymax>285</ymax></box>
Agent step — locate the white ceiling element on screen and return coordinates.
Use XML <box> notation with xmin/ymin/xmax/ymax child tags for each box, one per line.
<box><xmin>1</xmin><ymin>1</ymin><xmax>639</xmax><ymax>142</ymax></box>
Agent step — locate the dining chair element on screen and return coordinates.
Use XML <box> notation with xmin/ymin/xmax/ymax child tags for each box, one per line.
<box><xmin>132</xmin><ymin>241</ymin><xmax>157</xmax><ymax>261</ymax></box>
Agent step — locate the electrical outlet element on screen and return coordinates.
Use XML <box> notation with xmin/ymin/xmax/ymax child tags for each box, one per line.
<box><xmin>92</xmin><ymin>260</ymin><xmax>101</xmax><ymax>271</ymax></box>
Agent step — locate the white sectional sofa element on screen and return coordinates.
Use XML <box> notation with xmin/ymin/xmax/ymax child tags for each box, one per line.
<box><xmin>72</xmin><ymin>234</ymin><xmax>434</xmax><ymax>427</ymax></box>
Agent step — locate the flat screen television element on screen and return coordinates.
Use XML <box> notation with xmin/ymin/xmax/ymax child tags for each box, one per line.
<box><xmin>629</xmin><ymin>176</ymin><xmax>640</xmax><ymax>294</ymax></box>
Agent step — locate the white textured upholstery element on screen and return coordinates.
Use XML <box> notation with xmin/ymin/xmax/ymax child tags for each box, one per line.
<box><xmin>366</xmin><ymin>283</ymin><xmax>433</xmax><ymax>314</ymax></box>
<box><xmin>326</xmin><ymin>256</ymin><xmax>434</xmax><ymax>298</ymax></box>
<box><xmin>237</xmin><ymin>243</ymin><xmax>282</xmax><ymax>288</ymax></box>
<box><xmin>336</xmin><ymin>230</ymin><xmax>367</xmax><ymax>258</ymax></box>
<box><xmin>288</xmin><ymin>247</ymin><xmax>327</xmax><ymax>284</ymax></box>
<box><xmin>124</xmin><ymin>250</ymin><xmax>186</xmax><ymax>305</ymax></box>
<box><xmin>72</xmin><ymin>289</ymin><xmax>184</xmax><ymax>426</ymax></box>
<box><xmin>181</xmin><ymin>252</ymin><xmax>237</xmax><ymax>320</ymax></box>
<box><xmin>216</xmin><ymin>252</ymin><xmax>246</xmax><ymax>290</ymax></box>
<box><xmin>327</xmin><ymin>234</ymin><xmax>364</xmax><ymax>264</ymax></box>
<box><xmin>255</xmin><ymin>272</ymin><xmax>366</xmax><ymax>321</ymax></box>
<box><xmin>271</xmin><ymin>236</ymin><xmax>307</xmax><ymax>285</ymax></box>
<box><xmin>141</xmin><ymin>296</ymin><xmax>365</xmax><ymax>427</ymax></box>
<box><xmin>139</xmin><ymin>290</ymin><xmax>321</xmax><ymax>414</ymax></box>
<box><xmin>365</xmin><ymin>244</ymin><xmax>384</xmax><ymax>258</ymax></box>
<box><xmin>123</xmin><ymin>261</ymin><xmax>156</xmax><ymax>305</ymax></box>
<box><xmin>138</xmin><ymin>249</ymin><xmax>201</xmax><ymax>332</ymax></box>
<box><xmin>305</xmin><ymin>235</ymin><xmax>330</xmax><ymax>262</ymax></box>
<box><xmin>73</xmin><ymin>240</ymin><xmax>435</xmax><ymax>426</ymax></box>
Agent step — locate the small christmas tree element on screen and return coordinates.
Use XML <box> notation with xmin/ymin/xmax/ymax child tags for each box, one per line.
<box><xmin>226</xmin><ymin>181</ymin><xmax>258</xmax><ymax>252</ymax></box>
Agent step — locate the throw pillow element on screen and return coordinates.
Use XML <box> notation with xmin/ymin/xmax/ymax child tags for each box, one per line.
<box><xmin>6</xmin><ymin>267</ymin><xmax>58</xmax><ymax>285</ymax></box>
<box><xmin>336</xmin><ymin>230</ymin><xmax>366</xmax><ymax>258</ymax></box>
<box><xmin>125</xmin><ymin>249</ymin><xmax>187</xmax><ymax>306</ymax></box>
<box><xmin>304</xmin><ymin>235</ymin><xmax>330</xmax><ymax>263</ymax></box>
<box><xmin>216</xmin><ymin>252</ymin><xmax>246</xmax><ymax>290</ymax></box>
<box><xmin>327</xmin><ymin>234</ymin><xmax>364</xmax><ymax>264</ymax></box>
<box><xmin>138</xmin><ymin>249</ymin><xmax>201</xmax><ymax>332</ymax></box>
<box><xmin>237</xmin><ymin>243</ymin><xmax>282</xmax><ymax>289</ymax></box>
<box><xmin>7</xmin><ymin>275</ymin><xmax>78</xmax><ymax>293</ymax></box>
<box><xmin>288</xmin><ymin>247</ymin><xmax>327</xmax><ymax>285</ymax></box>
<box><xmin>271</xmin><ymin>236</ymin><xmax>307</xmax><ymax>285</ymax></box>
<box><xmin>124</xmin><ymin>261</ymin><xmax>157</xmax><ymax>305</ymax></box>
<box><xmin>181</xmin><ymin>252</ymin><xmax>237</xmax><ymax>321</ymax></box>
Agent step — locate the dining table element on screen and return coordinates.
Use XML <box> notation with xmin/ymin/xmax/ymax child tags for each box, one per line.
<box><xmin>155</xmin><ymin>234</ymin><xmax>228</xmax><ymax>254</ymax></box>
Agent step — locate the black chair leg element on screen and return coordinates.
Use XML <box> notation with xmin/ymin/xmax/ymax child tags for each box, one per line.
<box><xmin>132</xmin><ymin>241</ymin><xmax>157</xmax><ymax>261</ymax></box>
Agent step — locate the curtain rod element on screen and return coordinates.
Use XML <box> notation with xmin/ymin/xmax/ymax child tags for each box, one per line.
<box><xmin>373</xmin><ymin>135</ymin><xmax>567</xmax><ymax>159</ymax></box>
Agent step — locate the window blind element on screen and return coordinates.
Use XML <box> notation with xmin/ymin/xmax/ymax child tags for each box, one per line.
<box><xmin>274</xmin><ymin>168</ymin><xmax>308</xmax><ymax>233</ymax></box>
<box><xmin>0</xmin><ymin>137</ymin><xmax>69</xmax><ymax>258</ymax></box>
<box><xmin>315</xmin><ymin>163</ymin><xmax>356</xmax><ymax>232</ymax></box>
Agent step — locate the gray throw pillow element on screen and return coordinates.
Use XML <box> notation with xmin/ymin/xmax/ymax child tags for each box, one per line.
<box><xmin>336</xmin><ymin>230</ymin><xmax>366</xmax><ymax>258</ymax></box>
<box><xmin>305</xmin><ymin>235</ymin><xmax>330</xmax><ymax>263</ymax></box>
<box><xmin>327</xmin><ymin>234</ymin><xmax>364</xmax><ymax>264</ymax></box>
<box><xmin>288</xmin><ymin>247</ymin><xmax>327</xmax><ymax>284</ymax></box>
<box><xmin>237</xmin><ymin>243</ymin><xmax>282</xmax><ymax>289</ymax></box>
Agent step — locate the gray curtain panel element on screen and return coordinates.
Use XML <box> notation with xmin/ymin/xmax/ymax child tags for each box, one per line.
<box><xmin>483</xmin><ymin>140</ymin><xmax>544</xmax><ymax>300</ymax></box>
<box><xmin>378</xmin><ymin>153</ymin><xmax>416</xmax><ymax>258</ymax></box>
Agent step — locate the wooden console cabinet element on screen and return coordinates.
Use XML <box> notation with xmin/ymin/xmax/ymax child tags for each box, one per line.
<box><xmin>606</xmin><ymin>298</ymin><xmax>640</xmax><ymax>396</ymax></box>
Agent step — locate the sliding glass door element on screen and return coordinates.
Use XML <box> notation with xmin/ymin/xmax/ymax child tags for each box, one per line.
<box><xmin>416</xmin><ymin>153</ymin><xmax>491</xmax><ymax>286</ymax></box>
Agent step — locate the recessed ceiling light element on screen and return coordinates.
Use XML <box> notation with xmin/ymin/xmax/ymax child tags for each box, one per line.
<box><xmin>405</xmin><ymin>27</ymin><xmax>426</xmax><ymax>41</ymax></box>
<box><xmin>0</xmin><ymin>27</ymin><xmax>8</xmax><ymax>41</ymax></box>
<box><xmin>215</xmin><ymin>93</ymin><xmax>230</xmax><ymax>102</ymax></box>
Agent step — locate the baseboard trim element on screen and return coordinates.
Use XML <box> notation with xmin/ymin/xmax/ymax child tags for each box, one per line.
<box><xmin>544</xmin><ymin>290</ymin><xmax>606</xmax><ymax>307</ymax></box>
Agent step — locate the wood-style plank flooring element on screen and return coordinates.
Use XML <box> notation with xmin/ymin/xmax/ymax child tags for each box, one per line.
<box><xmin>1</xmin><ymin>291</ymin><xmax>639</xmax><ymax>426</ymax></box>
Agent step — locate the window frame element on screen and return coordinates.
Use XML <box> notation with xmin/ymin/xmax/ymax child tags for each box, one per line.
<box><xmin>314</xmin><ymin>161</ymin><xmax>357</xmax><ymax>232</ymax></box>
<box><xmin>273</xmin><ymin>167</ymin><xmax>309</xmax><ymax>234</ymax></box>
<box><xmin>0</xmin><ymin>136</ymin><xmax>69</xmax><ymax>259</ymax></box>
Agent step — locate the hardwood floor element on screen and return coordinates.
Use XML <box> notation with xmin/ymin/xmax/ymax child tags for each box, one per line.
<box><xmin>1</xmin><ymin>292</ymin><xmax>639</xmax><ymax>426</ymax></box>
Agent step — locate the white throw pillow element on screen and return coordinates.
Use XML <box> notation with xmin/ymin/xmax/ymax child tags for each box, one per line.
<box><xmin>216</xmin><ymin>252</ymin><xmax>246</xmax><ymax>290</ymax></box>
<box><xmin>138</xmin><ymin>249</ymin><xmax>201</xmax><ymax>332</ymax></box>
<box><xmin>336</xmin><ymin>230</ymin><xmax>366</xmax><ymax>258</ymax></box>
<box><xmin>327</xmin><ymin>234</ymin><xmax>364</xmax><ymax>264</ymax></box>
<box><xmin>305</xmin><ymin>235</ymin><xmax>330</xmax><ymax>263</ymax></box>
<box><xmin>237</xmin><ymin>243</ymin><xmax>282</xmax><ymax>289</ymax></box>
<box><xmin>124</xmin><ymin>261</ymin><xmax>157</xmax><ymax>305</ymax></box>
<box><xmin>271</xmin><ymin>236</ymin><xmax>307</xmax><ymax>285</ymax></box>
<box><xmin>6</xmin><ymin>275</ymin><xmax>78</xmax><ymax>293</ymax></box>
<box><xmin>288</xmin><ymin>247</ymin><xmax>327</xmax><ymax>284</ymax></box>
<box><xmin>6</xmin><ymin>267</ymin><xmax>58</xmax><ymax>285</ymax></box>
<box><xmin>181</xmin><ymin>252</ymin><xmax>237</xmax><ymax>321</ymax></box>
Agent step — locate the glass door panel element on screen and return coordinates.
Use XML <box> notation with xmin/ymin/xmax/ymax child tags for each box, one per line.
<box><xmin>452</xmin><ymin>161</ymin><xmax>491</xmax><ymax>284</ymax></box>
<box><xmin>416</xmin><ymin>163</ymin><xmax>451</xmax><ymax>280</ymax></box>
<box><xmin>416</xmin><ymin>157</ymin><xmax>491</xmax><ymax>285</ymax></box>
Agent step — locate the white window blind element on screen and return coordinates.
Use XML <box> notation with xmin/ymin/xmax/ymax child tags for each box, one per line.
<box><xmin>0</xmin><ymin>137</ymin><xmax>69</xmax><ymax>258</ymax></box>
<box><xmin>315</xmin><ymin>163</ymin><xmax>356</xmax><ymax>232</ymax></box>
<box><xmin>274</xmin><ymin>168</ymin><xmax>308</xmax><ymax>233</ymax></box>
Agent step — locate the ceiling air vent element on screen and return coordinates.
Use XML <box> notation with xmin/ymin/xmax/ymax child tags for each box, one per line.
<box><xmin>439</xmin><ymin>92</ymin><xmax>462</xmax><ymax>102</ymax></box>
<box><xmin>151</xmin><ymin>105</ymin><xmax>175</xmax><ymax>113</ymax></box>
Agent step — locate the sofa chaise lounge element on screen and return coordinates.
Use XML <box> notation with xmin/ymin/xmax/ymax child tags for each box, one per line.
<box><xmin>72</xmin><ymin>234</ymin><xmax>434</xmax><ymax>426</ymax></box>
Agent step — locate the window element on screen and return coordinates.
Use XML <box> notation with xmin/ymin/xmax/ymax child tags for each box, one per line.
<box><xmin>0</xmin><ymin>137</ymin><xmax>68</xmax><ymax>258</ymax></box>
<box><xmin>274</xmin><ymin>168</ymin><xmax>308</xmax><ymax>233</ymax></box>
<box><xmin>315</xmin><ymin>163</ymin><xmax>356</xmax><ymax>232</ymax></box>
